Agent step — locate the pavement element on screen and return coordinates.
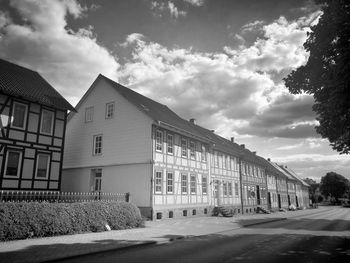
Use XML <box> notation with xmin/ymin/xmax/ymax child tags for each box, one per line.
<box><xmin>0</xmin><ymin>208</ymin><xmax>321</xmax><ymax>263</ymax></box>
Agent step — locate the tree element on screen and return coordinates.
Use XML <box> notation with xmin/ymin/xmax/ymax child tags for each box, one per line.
<box><xmin>320</xmin><ymin>172</ymin><xmax>349</xmax><ymax>203</ymax></box>
<box><xmin>284</xmin><ymin>0</ymin><xmax>350</xmax><ymax>154</ymax></box>
<box><xmin>303</xmin><ymin>178</ymin><xmax>321</xmax><ymax>203</ymax></box>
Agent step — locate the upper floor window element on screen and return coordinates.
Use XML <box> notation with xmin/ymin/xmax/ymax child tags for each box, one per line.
<box><xmin>156</xmin><ymin>130</ymin><xmax>163</xmax><ymax>152</ymax></box>
<box><xmin>234</xmin><ymin>182</ymin><xmax>239</xmax><ymax>196</ymax></box>
<box><xmin>202</xmin><ymin>176</ymin><xmax>207</xmax><ymax>194</ymax></box>
<box><xmin>105</xmin><ymin>102</ymin><xmax>115</xmax><ymax>119</ymax></box>
<box><xmin>93</xmin><ymin>134</ymin><xmax>103</xmax><ymax>155</ymax></box>
<box><xmin>12</xmin><ymin>102</ymin><xmax>27</xmax><ymax>129</ymax></box>
<box><xmin>201</xmin><ymin>144</ymin><xmax>207</xmax><ymax>162</ymax></box>
<box><xmin>190</xmin><ymin>141</ymin><xmax>196</xmax><ymax>159</ymax></box>
<box><xmin>214</xmin><ymin>152</ymin><xmax>219</xmax><ymax>167</ymax></box>
<box><xmin>190</xmin><ymin>174</ymin><xmax>196</xmax><ymax>194</ymax></box>
<box><xmin>228</xmin><ymin>182</ymin><xmax>233</xmax><ymax>196</ymax></box>
<box><xmin>167</xmin><ymin>172</ymin><xmax>174</xmax><ymax>193</ymax></box>
<box><xmin>4</xmin><ymin>150</ymin><xmax>22</xmax><ymax>178</ymax></box>
<box><xmin>85</xmin><ymin>107</ymin><xmax>94</xmax><ymax>122</ymax></box>
<box><xmin>35</xmin><ymin>153</ymin><xmax>50</xmax><ymax>179</ymax></box>
<box><xmin>167</xmin><ymin>133</ymin><xmax>173</xmax><ymax>154</ymax></box>
<box><xmin>223</xmin><ymin>155</ymin><xmax>227</xmax><ymax>169</ymax></box>
<box><xmin>181</xmin><ymin>138</ymin><xmax>187</xmax><ymax>157</ymax></box>
<box><xmin>181</xmin><ymin>173</ymin><xmax>188</xmax><ymax>194</ymax></box>
<box><xmin>155</xmin><ymin>171</ymin><xmax>162</xmax><ymax>193</ymax></box>
<box><xmin>41</xmin><ymin>109</ymin><xmax>54</xmax><ymax>134</ymax></box>
<box><xmin>228</xmin><ymin>157</ymin><xmax>231</xmax><ymax>170</ymax></box>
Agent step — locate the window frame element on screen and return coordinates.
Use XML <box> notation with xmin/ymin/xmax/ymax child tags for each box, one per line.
<box><xmin>202</xmin><ymin>176</ymin><xmax>208</xmax><ymax>195</ymax></box>
<box><xmin>228</xmin><ymin>182</ymin><xmax>233</xmax><ymax>196</ymax></box>
<box><xmin>40</xmin><ymin>109</ymin><xmax>54</xmax><ymax>135</ymax></box>
<box><xmin>11</xmin><ymin>101</ymin><xmax>28</xmax><ymax>130</ymax></box>
<box><xmin>167</xmin><ymin>133</ymin><xmax>173</xmax><ymax>154</ymax></box>
<box><xmin>181</xmin><ymin>173</ymin><xmax>188</xmax><ymax>194</ymax></box>
<box><xmin>105</xmin><ymin>101</ymin><xmax>115</xmax><ymax>119</ymax></box>
<box><xmin>181</xmin><ymin>138</ymin><xmax>188</xmax><ymax>157</ymax></box>
<box><xmin>35</xmin><ymin>153</ymin><xmax>50</xmax><ymax>179</ymax></box>
<box><xmin>189</xmin><ymin>141</ymin><xmax>196</xmax><ymax>160</ymax></box>
<box><xmin>93</xmin><ymin>134</ymin><xmax>103</xmax><ymax>155</ymax></box>
<box><xmin>201</xmin><ymin>144</ymin><xmax>207</xmax><ymax>162</ymax></box>
<box><xmin>190</xmin><ymin>174</ymin><xmax>196</xmax><ymax>194</ymax></box>
<box><xmin>4</xmin><ymin>149</ymin><xmax>22</xmax><ymax>178</ymax></box>
<box><xmin>155</xmin><ymin>171</ymin><xmax>163</xmax><ymax>194</ymax></box>
<box><xmin>166</xmin><ymin>171</ymin><xmax>174</xmax><ymax>194</ymax></box>
<box><xmin>155</xmin><ymin>129</ymin><xmax>163</xmax><ymax>152</ymax></box>
<box><xmin>85</xmin><ymin>106</ymin><xmax>94</xmax><ymax>123</ymax></box>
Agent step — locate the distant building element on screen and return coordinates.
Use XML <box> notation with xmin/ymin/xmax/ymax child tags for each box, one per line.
<box><xmin>0</xmin><ymin>59</ymin><xmax>75</xmax><ymax>191</ymax></box>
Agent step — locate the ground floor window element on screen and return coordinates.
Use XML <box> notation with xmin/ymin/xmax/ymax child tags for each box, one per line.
<box><xmin>181</xmin><ymin>173</ymin><xmax>188</xmax><ymax>194</ymax></box>
<box><xmin>35</xmin><ymin>153</ymin><xmax>50</xmax><ymax>179</ymax></box>
<box><xmin>4</xmin><ymin>150</ymin><xmax>22</xmax><ymax>178</ymax></box>
<box><xmin>190</xmin><ymin>174</ymin><xmax>196</xmax><ymax>194</ymax></box>
<box><xmin>155</xmin><ymin>171</ymin><xmax>162</xmax><ymax>193</ymax></box>
<box><xmin>167</xmin><ymin>172</ymin><xmax>174</xmax><ymax>193</ymax></box>
<box><xmin>202</xmin><ymin>176</ymin><xmax>207</xmax><ymax>194</ymax></box>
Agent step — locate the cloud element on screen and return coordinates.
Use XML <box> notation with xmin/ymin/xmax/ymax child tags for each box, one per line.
<box><xmin>183</xmin><ymin>0</ymin><xmax>205</xmax><ymax>6</ymax></box>
<box><xmin>241</xmin><ymin>20</ymin><xmax>265</xmax><ymax>33</ymax></box>
<box><xmin>0</xmin><ymin>0</ymin><xmax>119</xmax><ymax>105</ymax></box>
<box><xmin>150</xmin><ymin>1</ymin><xmax>187</xmax><ymax>19</ymax></box>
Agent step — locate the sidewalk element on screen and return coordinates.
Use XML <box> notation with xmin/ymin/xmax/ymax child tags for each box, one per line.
<box><xmin>0</xmin><ymin>208</ymin><xmax>320</xmax><ymax>263</ymax></box>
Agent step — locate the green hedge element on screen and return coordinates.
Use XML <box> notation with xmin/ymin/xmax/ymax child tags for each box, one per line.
<box><xmin>0</xmin><ymin>201</ymin><xmax>144</xmax><ymax>241</ymax></box>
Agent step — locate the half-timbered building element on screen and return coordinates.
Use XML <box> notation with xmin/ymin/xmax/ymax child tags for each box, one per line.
<box><xmin>0</xmin><ymin>59</ymin><xmax>75</xmax><ymax>191</ymax></box>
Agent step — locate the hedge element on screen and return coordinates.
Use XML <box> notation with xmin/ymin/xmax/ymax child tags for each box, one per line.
<box><xmin>0</xmin><ymin>201</ymin><xmax>144</xmax><ymax>241</ymax></box>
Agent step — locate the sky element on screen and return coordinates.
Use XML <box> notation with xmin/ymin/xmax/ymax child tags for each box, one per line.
<box><xmin>0</xmin><ymin>0</ymin><xmax>349</xmax><ymax>181</ymax></box>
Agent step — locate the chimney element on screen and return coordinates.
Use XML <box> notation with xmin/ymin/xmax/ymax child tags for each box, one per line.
<box><xmin>252</xmin><ymin>151</ymin><xmax>256</xmax><ymax>155</ymax></box>
<box><xmin>240</xmin><ymin>144</ymin><xmax>245</xmax><ymax>148</ymax></box>
<box><xmin>285</xmin><ymin>165</ymin><xmax>288</xmax><ymax>168</ymax></box>
<box><xmin>267</xmin><ymin>158</ymin><xmax>271</xmax><ymax>162</ymax></box>
<box><xmin>230</xmin><ymin>137</ymin><xmax>234</xmax><ymax>143</ymax></box>
<box><xmin>189</xmin><ymin>118</ymin><xmax>196</xmax><ymax>125</ymax></box>
<box><xmin>211</xmin><ymin>130</ymin><xmax>215</xmax><ymax>133</ymax></box>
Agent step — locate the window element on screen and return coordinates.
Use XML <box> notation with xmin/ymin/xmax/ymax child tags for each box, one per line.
<box><xmin>228</xmin><ymin>182</ymin><xmax>233</xmax><ymax>196</ymax></box>
<box><xmin>181</xmin><ymin>173</ymin><xmax>188</xmax><ymax>194</ymax></box>
<box><xmin>202</xmin><ymin>176</ymin><xmax>207</xmax><ymax>194</ymax></box>
<box><xmin>190</xmin><ymin>141</ymin><xmax>195</xmax><ymax>159</ymax></box>
<box><xmin>40</xmin><ymin>109</ymin><xmax>54</xmax><ymax>134</ymax></box>
<box><xmin>167</xmin><ymin>172</ymin><xmax>174</xmax><ymax>193</ymax></box>
<box><xmin>181</xmin><ymin>138</ymin><xmax>187</xmax><ymax>157</ymax></box>
<box><xmin>85</xmin><ymin>107</ymin><xmax>94</xmax><ymax>122</ymax></box>
<box><xmin>105</xmin><ymin>102</ymin><xmax>115</xmax><ymax>119</ymax></box>
<box><xmin>93</xmin><ymin>135</ymin><xmax>103</xmax><ymax>155</ymax></box>
<box><xmin>12</xmin><ymin>102</ymin><xmax>27</xmax><ymax>129</ymax></box>
<box><xmin>201</xmin><ymin>144</ymin><xmax>207</xmax><ymax>162</ymax></box>
<box><xmin>223</xmin><ymin>155</ymin><xmax>227</xmax><ymax>169</ymax></box>
<box><xmin>155</xmin><ymin>171</ymin><xmax>162</xmax><ymax>193</ymax></box>
<box><xmin>190</xmin><ymin>174</ymin><xmax>196</xmax><ymax>194</ymax></box>
<box><xmin>223</xmin><ymin>182</ymin><xmax>228</xmax><ymax>196</ymax></box>
<box><xmin>35</xmin><ymin>153</ymin><xmax>50</xmax><ymax>179</ymax></box>
<box><xmin>214</xmin><ymin>152</ymin><xmax>219</xmax><ymax>167</ymax></box>
<box><xmin>235</xmin><ymin>182</ymin><xmax>239</xmax><ymax>196</ymax></box>
<box><xmin>167</xmin><ymin>134</ymin><xmax>173</xmax><ymax>154</ymax></box>
<box><xmin>156</xmin><ymin>130</ymin><xmax>163</xmax><ymax>151</ymax></box>
<box><xmin>228</xmin><ymin>157</ymin><xmax>231</xmax><ymax>170</ymax></box>
<box><xmin>4</xmin><ymin>150</ymin><xmax>22</xmax><ymax>177</ymax></box>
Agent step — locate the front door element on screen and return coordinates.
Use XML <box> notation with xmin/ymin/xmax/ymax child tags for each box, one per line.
<box><xmin>267</xmin><ymin>192</ymin><xmax>271</xmax><ymax>209</ymax></box>
<box><xmin>91</xmin><ymin>169</ymin><xmax>102</xmax><ymax>197</ymax></box>
<box><xmin>213</xmin><ymin>180</ymin><xmax>220</xmax><ymax>206</ymax></box>
<box><xmin>277</xmin><ymin>194</ymin><xmax>281</xmax><ymax>208</ymax></box>
<box><xmin>256</xmin><ymin>185</ymin><xmax>261</xmax><ymax>205</ymax></box>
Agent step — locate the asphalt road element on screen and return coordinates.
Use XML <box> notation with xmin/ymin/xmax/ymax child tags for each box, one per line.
<box><xmin>54</xmin><ymin>206</ymin><xmax>350</xmax><ymax>263</ymax></box>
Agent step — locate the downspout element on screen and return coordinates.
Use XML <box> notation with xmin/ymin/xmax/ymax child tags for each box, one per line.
<box><xmin>239</xmin><ymin>157</ymin><xmax>244</xmax><ymax>214</ymax></box>
<box><xmin>150</xmin><ymin>125</ymin><xmax>155</xmax><ymax>220</ymax></box>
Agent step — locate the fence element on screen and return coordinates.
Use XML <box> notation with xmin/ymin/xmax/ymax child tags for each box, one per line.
<box><xmin>0</xmin><ymin>190</ymin><xmax>130</xmax><ymax>203</ymax></box>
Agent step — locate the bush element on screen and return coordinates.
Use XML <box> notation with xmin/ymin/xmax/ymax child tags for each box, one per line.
<box><xmin>0</xmin><ymin>201</ymin><xmax>144</xmax><ymax>241</ymax></box>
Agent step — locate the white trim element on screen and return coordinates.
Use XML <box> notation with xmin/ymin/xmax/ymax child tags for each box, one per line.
<box><xmin>105</xmin><ymin>101</ymin><xmax>115</xmax><ymax>119</ymax></box>
<box><xmin>11</xmin><ymin>101</ymin><xmax>28</xmax><ymax>130</ymax></box>
<box><xmin>4</xmin><ymin>149</ymin><xmax>22</xmax><ymax>178</ymax></box>
<box><xmin>35</xmin><ymin>153</ymin><xmax>50</xmax><ymax>179</ymax></box>
<box><xmin>93</xmin><ymin>134</ymin><xmax>103</xmax><ymax>155</ymax></box>
<box><xmin>40</xmin><ymin>109</ymin><xmax>54</xmax><ymax>135</ymax></box>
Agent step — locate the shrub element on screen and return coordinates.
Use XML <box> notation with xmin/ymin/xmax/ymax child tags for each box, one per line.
<box><xmin>0</xmin><ymin>201</ymin><xmax>144</xmax><ymax>241</ymax></box>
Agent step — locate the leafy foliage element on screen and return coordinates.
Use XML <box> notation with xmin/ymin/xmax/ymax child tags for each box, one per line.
<box><xmin>320</xmin><ymin>172</ymin><xmax>349</xmax><ymax>202</ymax></box>
<box><xmin>284</xmin><ymin>0</ymin><xmax>350</xmax><ymax>154</ymax></box>
<box><xmin>0</xmin><ymin>201</ymin><xmax>144</xmax><ymax>241</ymax></box>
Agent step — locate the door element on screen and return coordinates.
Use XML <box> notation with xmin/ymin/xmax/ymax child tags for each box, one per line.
<box><xmin>91</xmin><ymin>169</ymin><xmax>102</xmax><ymax>199</ymax></box>
<box><xmin>213</xmin><ymin>180</ymin><xmax>220</xmax><ymax>206</ymax></box>
<box><xmin>288</xmin><ymin>195</ymin><xmax>291</xmax><ymax>206</ymax></box>
<box><xmin>277</xmin><ymin>194</ymin><xmax>281</xmax><ymax>208</ymax></box>
<box><xmin>267</xmin><ymin>192</ymin><xmax>271</xmax><ymax>209</ymax></box>
<box><xmin>296</xmin><ymin>196</ymin><xmax>299</xmax><ymax>207</ymax></box>
<box><xmin>256</xmin><ymin>185</ymin><xmax>261</xmax><ymax>205</ymax></box>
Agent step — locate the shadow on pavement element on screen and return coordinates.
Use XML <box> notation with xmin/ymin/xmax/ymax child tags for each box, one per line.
<box><xmin>238</xmin><ymin>218</ymin><xmax>350</xmax><ymax>231</ymax></box>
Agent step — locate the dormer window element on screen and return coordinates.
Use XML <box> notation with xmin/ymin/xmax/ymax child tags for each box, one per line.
<box><xmin>41</xmin><ymin>109</ymin><xmax>54</xmax><ymax>134</ymax></box>
<box><xmin>12</xmin><ymin>102</ymin><xmax>27</xmax><ymax>129</ymax></box>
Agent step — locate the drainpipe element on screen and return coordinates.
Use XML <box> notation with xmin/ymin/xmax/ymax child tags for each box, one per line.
<box><xmin>239</xmin><ymin>157</ymin><xmax>244</xmax><ymax>214</ymax></box>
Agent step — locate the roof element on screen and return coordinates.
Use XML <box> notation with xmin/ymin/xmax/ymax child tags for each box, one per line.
<box><xmin>279</xmin><ymin>166</ymin><xmax>309</xmax><ymax>187</ymax></box>
<box><xmin>98</xmin><ymin>75</ymin><xmax>211</xmax><ymax>142</ymax></box>
<box><xmin>0</xmin><ymin>58</ymin><xmax>75</xmax><ymax>112</ymax></box>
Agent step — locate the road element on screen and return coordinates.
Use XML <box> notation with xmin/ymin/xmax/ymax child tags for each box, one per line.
<box><xmin>54</xmin><ymin>206</ymin><xmax>350</xmax><ymax>263</ymax></box>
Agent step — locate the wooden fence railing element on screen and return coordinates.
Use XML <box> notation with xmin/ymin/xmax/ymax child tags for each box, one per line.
<box><xmin>0</xmin><ymin>190</ymin><xmax>131</xmax><ymax>203</ymax></box>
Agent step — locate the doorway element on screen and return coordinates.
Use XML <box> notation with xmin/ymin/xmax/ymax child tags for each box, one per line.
<box><xmin>256</xmin><ymin>185</ymin><xmax>261</xmax><ymax>205</ymax></box>
<box><xmin>91</xmin><ymin>168</ymin><xmax>102</xmax><ymax>194</ymax></box>
<box><xmin>277</xmin><ymin>194</ymin><xmax>281</xmax><ymax>208</ymax></box>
